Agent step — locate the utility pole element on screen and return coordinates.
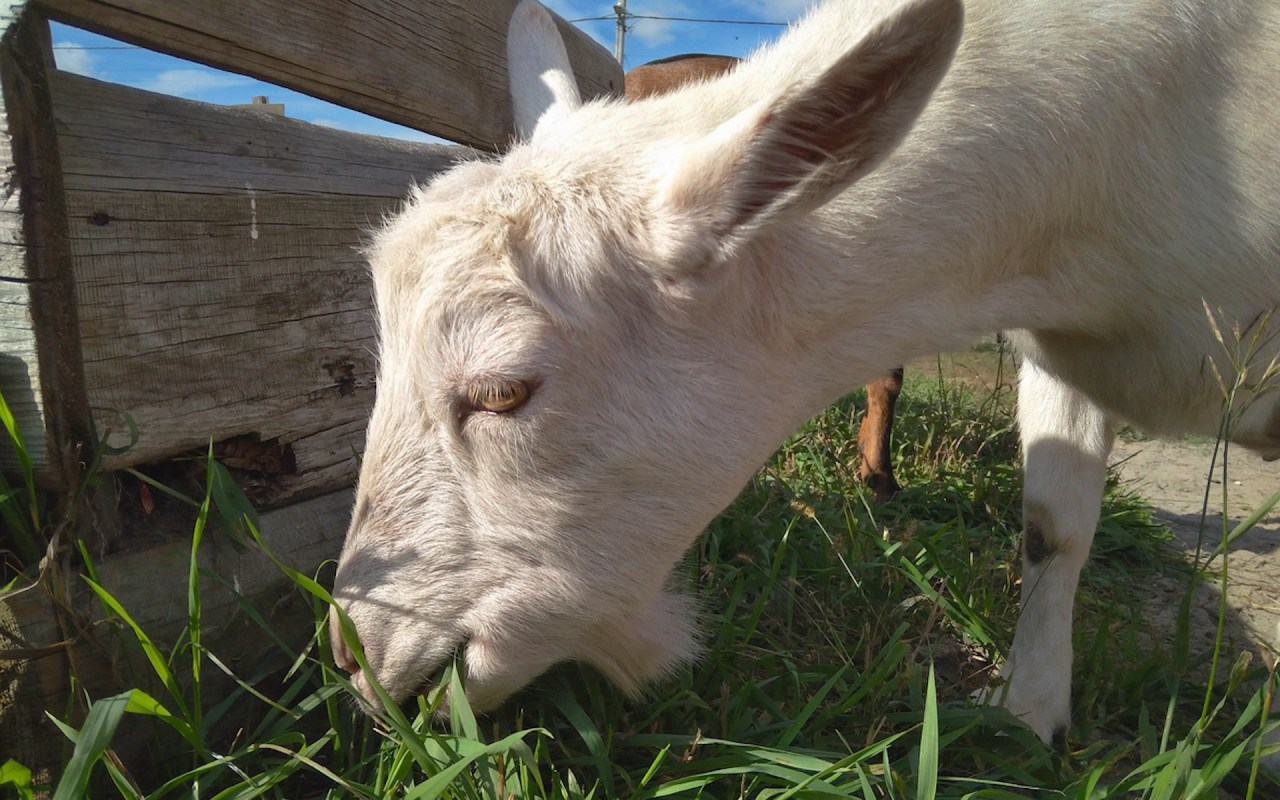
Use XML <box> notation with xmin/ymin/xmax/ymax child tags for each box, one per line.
<box><xmin>613</xmin><ymin>0</ymin><xmax>627</xmax><ymax>65</ymax></box>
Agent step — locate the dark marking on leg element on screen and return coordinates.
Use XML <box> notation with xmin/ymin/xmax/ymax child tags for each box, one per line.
<box><xmin>1024</xmin><ymin>520</ymin><xmax>1053</xmax><ymax>565</ymax></box>
<box><xmin>1050</xmin><ymin>724</ymin><xmax>1068</xmax><ymax>754</ymax></box>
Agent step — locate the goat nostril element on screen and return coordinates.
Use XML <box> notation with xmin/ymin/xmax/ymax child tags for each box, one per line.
<box><xmin>333</xmin><ymin>634</ymin><xmax>359</xmax><ymax>674</ymax></box>
<box><xmin>330</xmin><ymin>606</ymin><xmax>359</xmax><ymax>674</ymax></box>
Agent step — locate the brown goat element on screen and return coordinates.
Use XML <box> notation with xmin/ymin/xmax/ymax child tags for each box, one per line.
<box><xmin>626</xmin><ymin>55</ymin><xmax>905</xmax><ymax>501</ymax></box>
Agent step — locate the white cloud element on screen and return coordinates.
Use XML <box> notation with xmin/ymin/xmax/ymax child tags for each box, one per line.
<box><xmin>138</xmin><ymin>69</ymin><xmax>252</xmax><ymax>99</ymax></box>
<box><xmin>631</xmin><ymin>15</ymin><xmax>679</xmax><ymax>46</ymax></box>
<box><xmin>628</xmin><ymin>0</ymin><xmax>693</xmax><ymax>47</ymax></box>
<box><xmin>53</xmin><ymin>41</ymin><xmax>96</xmax><ymax>77</ymax></box>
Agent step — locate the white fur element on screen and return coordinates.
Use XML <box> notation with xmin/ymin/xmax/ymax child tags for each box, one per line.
<box><xmin>331</xmin><ymin>0</ymin><xmax>1280</xmax><ymax>744</ymax></box>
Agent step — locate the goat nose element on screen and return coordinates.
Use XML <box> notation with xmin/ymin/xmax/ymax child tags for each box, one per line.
<box><xmin>329</xmin><ymin>606</ymin><xmax>359</xmax><ymax>674</ymax></box>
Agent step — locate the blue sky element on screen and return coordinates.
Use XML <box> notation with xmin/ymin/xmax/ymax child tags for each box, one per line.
<box><xmin>48</xmin><ymin>0</ymin><xmax>810</xmax><ymax>143</ymax></box>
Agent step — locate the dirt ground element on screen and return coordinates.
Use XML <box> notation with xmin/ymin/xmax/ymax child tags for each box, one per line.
<box><xmin>1110</xmin><ymin>436</ymin><xmax>1280</xmax><ymax>660</ymax></box>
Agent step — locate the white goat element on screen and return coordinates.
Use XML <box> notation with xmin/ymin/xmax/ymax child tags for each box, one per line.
<box><xmin>331</xmin><ymin>0</ymin><xmax>1280</xmax><ymax>744</ymax></box>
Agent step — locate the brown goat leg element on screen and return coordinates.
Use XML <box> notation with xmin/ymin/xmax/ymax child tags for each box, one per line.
<box><xmin>856</xmin><ymin>367</ymin><xmax>904</xmax><ymax>502</ymax></box>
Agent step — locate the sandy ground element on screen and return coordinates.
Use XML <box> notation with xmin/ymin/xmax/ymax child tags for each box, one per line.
<box><xmin>1110</xmin><ymin>436</ymin><xmax>1280</xmax><ymax>659</ymax></box>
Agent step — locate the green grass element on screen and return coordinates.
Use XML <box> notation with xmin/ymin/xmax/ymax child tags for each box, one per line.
<box><xmin>2</xmin><ymin>349</ymin><xmax>1279</xmax><ymax>798</ymax></box>
<box><xmin>0</xmin><ymin>388</ymin><xmax>46</xmax><ymax>579</ymax></box>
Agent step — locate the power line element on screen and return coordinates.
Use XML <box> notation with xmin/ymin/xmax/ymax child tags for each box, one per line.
<box><xmin>631</xmin><ymin>14</ymin><xmax>785</xmax><ymax>26</ymax></box>
<box><xmin>571</xmin><ymin>8</ymin><xmax>790</xmax><ymax>65</ymax></box>
<box><xmin>569</xmin><ymin>13</ymin><xmax>786</xmax><ymax>26</ymax></box>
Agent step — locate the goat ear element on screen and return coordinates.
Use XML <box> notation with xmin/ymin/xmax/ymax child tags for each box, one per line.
<box><xmin>507</xmin><ymin>0</ymin><xmax>583</xmax><ymax>140</ymax></box>
<box><xmin>654</xmin><ymin>0</ymin><xmax>963</xmax><ymax>266</ymax></box>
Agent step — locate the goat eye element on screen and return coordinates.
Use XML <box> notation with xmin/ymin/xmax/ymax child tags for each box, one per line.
<box><xmin>468</xmin><ymin>380</ymin><xmax>530</xmax><ymax>414</ymax></box>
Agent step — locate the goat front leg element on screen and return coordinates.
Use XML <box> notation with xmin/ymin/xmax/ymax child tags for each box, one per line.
<box><xmin>857</xmin><ymin>367</ymin><xmax>905</xmax><ymax>502</ymax></box>
<box><xmin>994</xmin><ymin>356</ymin><xmax>1114</xmax><ymax>744</ymax></box>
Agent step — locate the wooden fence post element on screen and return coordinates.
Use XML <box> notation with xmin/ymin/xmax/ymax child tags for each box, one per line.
<box><xmin>0</xmin><ymin>1</ymin><xmax>94</xmax><ymax>488</ymax></box>
<box><xmin>0</xmin><ymin>3</ymin><xmax>124</xmax><ymax>783</ymax></box>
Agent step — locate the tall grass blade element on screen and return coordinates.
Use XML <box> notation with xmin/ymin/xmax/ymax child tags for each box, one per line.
<box><xmin>208</xmin><ymin>457</ymin><xmax>258</xmax><ymax>551</ymax></box>
<box><xmin>916</xmin><ymin>663</ymin><xmax>939</xmax><ymax>800</ymax></box>
<box><xmin>120</xmin><ymin>687</ymin><xmax>201</xmax><ymax>748</ymax></box>
<box><xmin>552</xmin><ymin>687</ymin><xmax>614</xmax><ymax>790</ymax></box>
<box><xmin>82</xmin><ymin>577</ymin><xmax>188</xmax><ymax>718</ymax></box>
<box><xmin>0</xmin><ymin>388</ymin><xmax>42</xmax><ymax>566</ymax></box>
<box><xmin>185</xmin><ymin>445</ymin><xmax>217</xmax><ymax>738</ymax></box>
<box><xmin>50</xmin><ymin>690</ymin><xmax>133</xmax><ymax>800</ymax></box>
<box><xmin>445</xmin><ymin>658</ymin><xmax>480</xmax><ymax>740</ymax></box>
<box><xmin>123</xmin><ymin>467</ymin><xmax>200</xmax><ymax>509</ymax></box>
<box><xmin>1209</xmin><ymin>488</ymin><xmax>1280</xmax><ymax>558</ymax></box>
<box><xmin>777</xmin><ymin>665</ymin><xmax>848</xmax><ymax>748</ymax></box>
<box><xmin>402</xmin><ymin>730</ymin><xmax>548</xmax><ymax>800</ymax></box>
<box><xmin>0</xmin><ymin>388</ymin><xmax>37</xmax><ymax>521</ymax></box>
<box><xmin>242</xmin><ymin>740</ymin><xmax>373</xmax><ymax>799</ymax></box>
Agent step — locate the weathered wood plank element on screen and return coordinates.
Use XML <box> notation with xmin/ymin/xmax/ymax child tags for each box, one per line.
<box><xmin>0</xmin><ymin>6</ymin><xmax>46</xmax><ymax>483</ymax></box>
<box><xmin>0</xmin><ymin>48</ymin><xmax>45</xmax><ymax>476</ymax></box>
<box><xmin>0</xmin><ymin>5</ymin><xmax>89</xmax><ymax>487</ymax></box>
<box><xmin>0</xmin><ymin>284</ymin><xmax>47</xmax><ymax>477</ymax></box>
<box><xmin>34</xmin><ymin>0</ymin><xmax>623</xmax><ymax>150</ymax></box>
<box><xmin>0</xmin><ymin>487</ymin><xmax>354</xmax><ymax>784</ymax></box>
<box><xmin>50</xmin><ymin>71</ymin><xmax>469</xmax><ymax>504</ymax></box>
<box><xmin>0</xmin><ymin>1</ymin><xmax>44</xmax><ymax>485</ymax></box>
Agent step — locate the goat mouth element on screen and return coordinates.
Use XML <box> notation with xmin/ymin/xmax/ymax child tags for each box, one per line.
<box><xmin>342</xmin><ymin>637</ymin><xmax>471</xmax><ymax>716</ymax></box>
<box><xmin>397</xmin><ymin>639</ymin><xmax>473</xmax><ymax>707</ymax></box>
<box><xmin>344</xmin><ymin>667</ymin><xmax>438</xmax><ymax>718</ymax></box>
<box><xmin>341</xmin><ymin>669</ymin><xmax>379</xmax><ymax>717</ymax></box>
<box><xmin>407</xmin><ymin>672</ymin><xmax>435</xmax><ymax>699</ymax></box>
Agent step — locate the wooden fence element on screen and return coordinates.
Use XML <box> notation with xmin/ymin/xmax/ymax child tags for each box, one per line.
<box><xmin>0</xmin><ymin>0</ymin><xmax>621</xmax><ymax>780</ymax></box>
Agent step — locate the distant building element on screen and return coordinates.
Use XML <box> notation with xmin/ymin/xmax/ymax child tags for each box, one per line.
<box><xmin>234</xmin><ymin>95</ymin><xmax>285</xmax><ymax>116</ymax></box>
